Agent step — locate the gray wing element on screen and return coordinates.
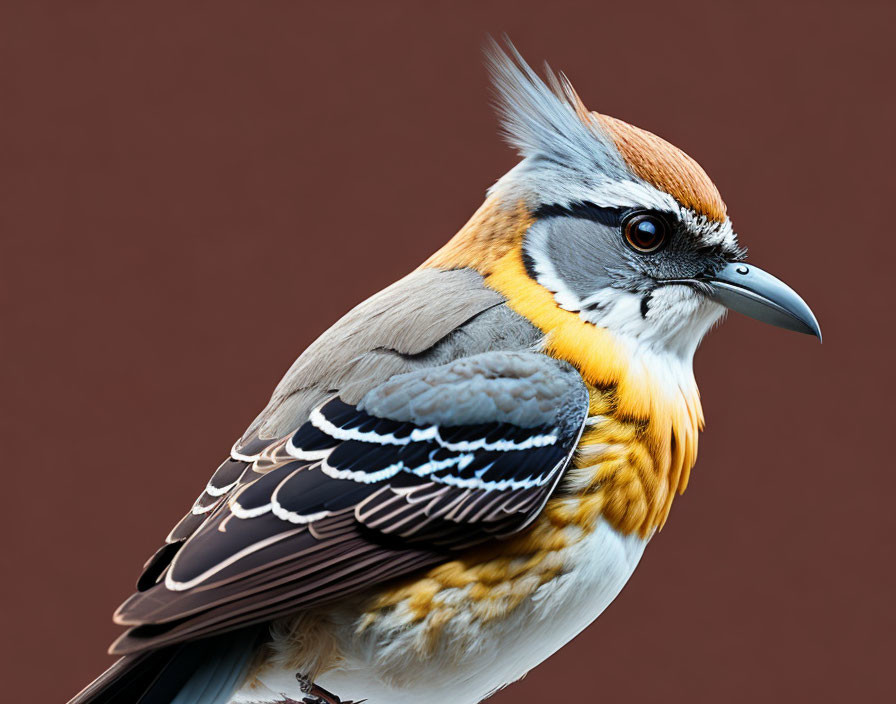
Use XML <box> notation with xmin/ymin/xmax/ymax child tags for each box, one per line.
<box><xmin>244</xmin><ymin>267</ymin><xmax>530</xmax><ymax>441</ymax></box>
<box><xmin>112</xmin><ymin>350</ymin><xmax>588</xmax><ymax>655</ymax></box>
<box><xmin>164</xmin><ymin>267</ymin><xmax>540</xmax><ymax>544</ymax></box>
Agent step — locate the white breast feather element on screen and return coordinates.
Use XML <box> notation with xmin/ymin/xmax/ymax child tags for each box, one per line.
<box><xmin>234</xmin><ymin>519</ymin><xmax>646</xmax><ymax>704</ymax></box>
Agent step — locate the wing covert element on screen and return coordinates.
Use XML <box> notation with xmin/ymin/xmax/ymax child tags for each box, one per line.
<box><xmin>113</xmin><ymin>351</ymin><xmax>588</xmax><ymax>655</ymax></box>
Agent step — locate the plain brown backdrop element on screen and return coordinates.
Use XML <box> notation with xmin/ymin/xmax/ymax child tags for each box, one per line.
<box><xmin>2</xmin><ymin>1</ymin><xmax>894</xmax><ymax>702</ymax></box>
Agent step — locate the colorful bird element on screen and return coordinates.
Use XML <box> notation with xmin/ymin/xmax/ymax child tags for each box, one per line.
<box><xmin>70</xmin><ymin>40</ymin><xmax>820</xmax><ymax>704</ymax></box>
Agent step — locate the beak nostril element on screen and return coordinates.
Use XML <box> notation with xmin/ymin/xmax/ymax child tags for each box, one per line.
<box><xmin>735</xmin><ymin>265</ymin><xmax>749</xmax><ymax>275</ymax></box>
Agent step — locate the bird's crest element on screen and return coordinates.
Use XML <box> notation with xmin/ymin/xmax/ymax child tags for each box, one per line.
<box><xmin>486</xmin><ymin>38</ymin><xmax>727</xmax><ymax>222</ymax></box>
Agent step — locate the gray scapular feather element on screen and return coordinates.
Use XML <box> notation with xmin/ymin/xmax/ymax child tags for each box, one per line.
<box><xmin>242</xmin><ymin>268</ymin><xmax>542</xmax><ymax>442</ymax></box>
<box><xmin>359</xmin><ymin>351</ymin><xmax>587</xmax><ymax>433</ymax></box>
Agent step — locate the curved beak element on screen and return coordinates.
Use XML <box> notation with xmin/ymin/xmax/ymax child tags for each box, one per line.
<box><xmin>698</xmin><ymin>262</ymin><xmax>822</xmax><ymax>341</ymax></box>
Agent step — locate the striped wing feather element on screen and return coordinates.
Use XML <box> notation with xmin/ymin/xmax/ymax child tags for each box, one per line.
<box><xmin>113</xmin><ymin>356</ymin><xmax>587</xmax><ymax>655</ymax></box>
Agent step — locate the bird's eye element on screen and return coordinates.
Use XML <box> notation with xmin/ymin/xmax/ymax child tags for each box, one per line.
<box><xmin>623</xmin><ymin>212</ymin><xmax>669</xmax><ymax>253</ymax></box>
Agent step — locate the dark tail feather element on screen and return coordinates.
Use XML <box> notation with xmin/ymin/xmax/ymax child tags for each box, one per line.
<box><xmin>66</xmin><ymin>645</ymin><xmax>185</xmax><ymax>704</ymax></box>
<box><xmin>68</xmin><ymin>630</ymin><xmax>264</xmax><ymax>704</ymax></box>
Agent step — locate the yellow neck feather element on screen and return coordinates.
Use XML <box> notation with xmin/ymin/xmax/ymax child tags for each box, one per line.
<box><xmin>425</xmin><ymin>200</ymin><xmax>704</xmax><ymax>536</ymax></box>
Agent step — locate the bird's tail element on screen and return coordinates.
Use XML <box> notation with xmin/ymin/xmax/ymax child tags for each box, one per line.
<box><xmin>67</xmin><ymin>629</ymin><xmax>263</xmax><ymax>704</ymax></box>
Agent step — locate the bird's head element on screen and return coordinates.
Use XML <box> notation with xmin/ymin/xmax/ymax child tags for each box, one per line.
<box><xmin>427</xmin><ymin>41</ymin><xmax>820</xmax><ymax>378</ymax></box>
<box><xmin>425</xmin><ymin>40</ymin><xmax>821</xmax><ymax>526</ymax></box>
<box><xmin>425</xmin><ymin>41</ymin><xmax>820</xmax><ymax>506</ymax></box>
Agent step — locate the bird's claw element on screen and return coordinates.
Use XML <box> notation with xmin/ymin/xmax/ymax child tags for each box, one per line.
<box><xmin>295</xmin><ymin>673</ymin><xmax>365</xmax><ymax>704</ymax></box>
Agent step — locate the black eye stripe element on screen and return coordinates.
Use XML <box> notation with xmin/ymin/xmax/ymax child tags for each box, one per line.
<box><xmin>533</xmin><ymin>201</ymin><xmax>626</xmax><ymax>227</ymax></box>
<box><xmin>521</xmin><ymin>250</ymin><xmax>539</xmax><ymax>280</ymax></box>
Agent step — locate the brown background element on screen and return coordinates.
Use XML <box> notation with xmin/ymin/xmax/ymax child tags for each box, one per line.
<box><xmin>2</xmin><ymin>2</ymin><xmax>894</xmax><ymax>702</ymax></box>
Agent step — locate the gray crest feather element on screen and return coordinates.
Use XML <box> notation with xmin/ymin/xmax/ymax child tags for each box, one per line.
<box><xmin>485</xmin><ymin>37</ymin><xmax>628</xmax><ymax>180</ymax></box>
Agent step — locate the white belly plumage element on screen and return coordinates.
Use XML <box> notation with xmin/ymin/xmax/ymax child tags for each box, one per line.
<box><xmin>233</xmin><ymin>519</ymin><xmax>646</xmax><ymax>704</ymax></box>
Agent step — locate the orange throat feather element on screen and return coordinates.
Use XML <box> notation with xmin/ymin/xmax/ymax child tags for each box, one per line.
<box><xmin>425</xmin><ymin>199</ymin><xmax>704</xmax><ymax>537</ymax></box>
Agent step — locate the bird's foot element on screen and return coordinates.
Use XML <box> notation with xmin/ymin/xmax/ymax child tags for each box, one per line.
<box><xmin>295</xmin><ymin>673</ymin><xmax>365</xmax><ymax>704</ymax></box>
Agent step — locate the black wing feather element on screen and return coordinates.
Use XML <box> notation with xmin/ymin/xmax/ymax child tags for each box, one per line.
<box><xmin>113</xmin><ymin>354</ymin><xmax>588</xmax><ymax>655</ymax></box>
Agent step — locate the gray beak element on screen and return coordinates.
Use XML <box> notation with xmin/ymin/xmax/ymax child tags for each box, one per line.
<box><xmin>699</xmin><ymin>262</ymin><xmax>822</xmax><ymax>340</ymax></box>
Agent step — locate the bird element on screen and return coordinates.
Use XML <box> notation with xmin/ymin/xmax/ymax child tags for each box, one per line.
<box><xmin>69</xmin><ymin>39</ymin><xmax>820</xmax><ymax>704</ymax></box>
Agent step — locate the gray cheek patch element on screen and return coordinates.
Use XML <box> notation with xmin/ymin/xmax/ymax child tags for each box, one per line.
<box><xmin>525</xmin><ymin>215</ymin><xmax>730</xmax><ymax>304</ymax></box>
<box><xmin>526</xmin><ymin>217</ymin><xmax>631</xmax><ymax>302</ymax></box>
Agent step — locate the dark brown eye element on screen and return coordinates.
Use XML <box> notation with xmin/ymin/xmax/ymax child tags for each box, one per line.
<box><xmin>623</xmin><ymin>212</ymin><xmax>669</xmax><ymax>253</ymax></box>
